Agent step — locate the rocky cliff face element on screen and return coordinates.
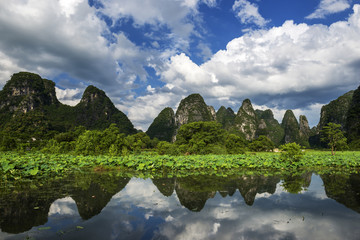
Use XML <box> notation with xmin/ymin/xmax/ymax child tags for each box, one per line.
<box><xmin>146</xmin><ymin>107</ymin><xmax>176</xmax><ymax>142</ymax></box>
<box><xmin>346</xmin><ymin>85</ymin><xmax>360</xmax><ymax>144</ymax></box>
<box><xmin>0</xmin><ymin>72</ymin><xmax>62</xmax><ymax>140</ymax></box>
<box><xmin>255</xmin><ymin>109</ymin><xmax>284</xmax><ymax>146</ymax></box>
<box><xmin>299</xmin><ymin>115</ymin><xmax>312</xmax><ymax>147</ymax></box>
<box><xmin>0</xmin><ymin>72</ymin><xmax>59</xmax><ymax>114</ymax></box>
<box><xmin>309</xmin><ymin>89</ymin><xmax>355</xmax><ymax>148</ymax></box>
<box><xmin>318</xmin><ymin>90</ymin><xmax>354</xmax><ymax>130</ymax></box>
<box><xmin>299</xmin><ymin>115</ymin><xmax>311</xmax><ymax>137</ymax></box>
<box><xmin>172</xmin><ymin>93</ymin><xmax>216</xmax><ymax>141</ymax></box>
<box><xmin>234</xmin><ymin>99</ymin><xmax>257</xmax><ymax>140</ymax></box>
<box><xmin>175</xmin><ymin>93</ymin><xmax>215</xmax><ymax>127</ymax></box>
<box><xmin>216</xmin><ymin>106</ymin><xmax>236</xmax><ymax>129</ymax></box>
<box><xmin>281</xmin><ymin>110</ymin><xmax>301</xmax><ymax>144</ymax></box>
<box><xmin>207</xmin><ymin>105</ymin><xmax>217</xmax><ymax>120</ymax></box>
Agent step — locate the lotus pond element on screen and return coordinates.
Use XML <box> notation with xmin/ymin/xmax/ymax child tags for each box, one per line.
<box><xmin>1</xmin><ymin>151</ymin><xmax>360</xmax><ymax>181</ymax></box>
<box><xmin>1</xmin><ymin>152</ymin><xmax>360</xmax><ymax>239</ymax></box>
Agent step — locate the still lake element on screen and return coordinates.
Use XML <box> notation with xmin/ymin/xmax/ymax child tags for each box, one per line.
<box><xmin>1</xmin><ymin>171</ymin><xmax>360</xmax><ymax>240</ymax></box>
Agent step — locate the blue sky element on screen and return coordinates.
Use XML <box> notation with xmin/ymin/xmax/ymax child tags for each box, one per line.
<box><xmin>0</xmin><ymin>0</ymin><xmax>360</xmax><ymax>130</ymax></box>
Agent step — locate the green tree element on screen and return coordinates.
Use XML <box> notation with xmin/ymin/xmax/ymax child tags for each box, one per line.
<box><xmin>125</xmin><ymin>132</ymin><xmax>151</xmax><ymax>154</ymax></box>
<box><xmin>75</xmin><ymin>130</ymin><xmax>103</xmax><ymax>155</ymax></box>
<box><xmin>156</xmin><ymin>141</ymin><xmax>177</xmax><ymax>155</ymax></box>
<box><xmin>175</xmin><ymin>121</ymin><xmax>227</xmax><ymax>154</ymax></box>
<box><xmin>320</xmin><ymin>122</ymin><xmax>348</xmax><ymax>155</ymax></box>
<box><xmin>248</xmin><ymin>135</ymin><xmax>274</xmax><ymax>152</ymax></box>
<box><xmin>225</xmin><ymin>134</ymin><xmax>246</xmax><ymax>154</ymax></box>
<box><xmin>0</xmin><ymin>132</ymin><xmax>17</xmax><ymax>151</ymax></box>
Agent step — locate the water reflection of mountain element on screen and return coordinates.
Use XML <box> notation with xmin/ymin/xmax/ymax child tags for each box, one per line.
<box><xmin>0</xmin><ymin>172</ymin><xmax>129</xmax><ymax>234</ymax></box>
<box><xmin>321</xmin><ymin>173</ymin><xmax>360</xmax><ymax>213</ymax></box>
<box><xmin>6</xmin><ymin>171</ymin><xmax>358</xmax><ymax>235</ymax></box>
<box><xmin>70</xmin><ymin>173</ymin><xmax>129</xmax><ymax>220</ymax></box>
<box><xmin>0</xmin><ymin>182</ymin><xmax>62</xmax><ymax>234</ymax></box>
<box><xmin>237</xmin><ymin>175</ymin><xmax>280</xmax><ymax>205</ymax></box>
<box><xmin>152</xmin><ymin>175</ymin><xmax>281</xmax><ymax>211</ymax></box>
<box><xmin>151</xmin><ymin>178</ymin><xmax>175</xmax><ymax>197</ymax></box>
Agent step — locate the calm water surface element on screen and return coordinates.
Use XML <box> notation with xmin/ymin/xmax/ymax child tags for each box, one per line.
<box><xmin>0</xmin><ymin>172</ymin><xmax>360</xmax><ymax>240</ymax></box>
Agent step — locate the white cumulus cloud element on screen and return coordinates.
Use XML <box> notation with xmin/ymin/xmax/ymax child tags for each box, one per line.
<box><xmin>232</xmin><ymin>0</ymin><xmax>270</xmax><ymax>27</ymax></box>
<box><xmin>306</xmin><ymin>0</ymin><xmax>351</xmax><ymax>19</ymax></box>
<box><xmin>100</xmin><ymin>0</ymin><xmax>217</xmax><ymax>51</ymax></box>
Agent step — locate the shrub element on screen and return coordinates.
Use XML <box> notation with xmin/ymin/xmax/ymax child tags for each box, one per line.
<box><xmin>279</xmin><ymin>143</ymin><xmax>304</xmax><ymax>165</ymax></box>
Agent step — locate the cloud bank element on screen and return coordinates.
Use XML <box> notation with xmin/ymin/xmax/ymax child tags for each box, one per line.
<box><xmin>125</xmin><ymin>4</ymin><xmax>360</xmax><ymax>130</ymax></box>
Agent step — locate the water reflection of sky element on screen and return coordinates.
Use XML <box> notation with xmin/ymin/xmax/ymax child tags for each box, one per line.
<box><xmin>1</xmin><ymin>174</ymin><xmax>360</xmax><ymax>240</ymax></box>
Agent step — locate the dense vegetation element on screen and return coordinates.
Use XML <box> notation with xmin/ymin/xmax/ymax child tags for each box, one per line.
<box><xmin>346</xmin><ymin>85</ymin><xmax>360</xmax><ymax>149</ymax></box>
<box><xmin>0</xmin><ymin>117</ymin><xmax>352</xmax><ymax>156</ymax></box>
<box><xmin>0</xmin><ymin>121</ymin><xmax>248</xmax><ymax>155</ymax></box>
<box><xmin>1</xmin><ymin>119</ymin><xmax>358</xmax><ymax>181</ymax></box>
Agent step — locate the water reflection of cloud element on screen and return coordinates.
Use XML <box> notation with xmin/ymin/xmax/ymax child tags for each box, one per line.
<box><xmin>48</xmin><ymin>197</ymin><xmax>79</xmax><ymax>216</ymax></box>
<box><xmin>153</xmin><ymin>191</ymin><xmax>360</xmax><ymax>239</ymax></box>
<box><xmin>0</xmin><ymin>229</ymin><xmax>10</xmax><ymax>239</ymax></box>
<box><xmin>111</xmin><ymin>178</ymin><xmax>180</xmax><ymax>212</ymax></box>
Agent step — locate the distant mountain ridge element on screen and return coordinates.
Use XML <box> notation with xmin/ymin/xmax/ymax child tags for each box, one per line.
<box><xmin>149</xmin><ymin>89</ymin><xmax>359</xmax><ymax>147</ymax></box>
<box><xmin>1</xmin><ymin>72</ymin><xmax>359</xmax><ymax>148</ymax></box>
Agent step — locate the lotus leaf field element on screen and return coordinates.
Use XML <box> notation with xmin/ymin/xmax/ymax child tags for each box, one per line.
<box><xmin>1</xmin><ymin>151</ymin><xmax>360</xmax><ymax>181</ymax></box>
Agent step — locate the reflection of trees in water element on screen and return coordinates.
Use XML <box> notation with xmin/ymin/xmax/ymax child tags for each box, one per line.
<box><xmin>0</xmin><ymin>172</ymin><xmax>129</xmax><ymax>234</ymax></box>
<box><xmin>321</xmin><ymin>173</ymin><xmax>360</xmax><ymax>213</ymax></box>
<box><xmin>281</xmin><ymin>172</ymin><xmax>312</xmax><ymax>194</ymax></box>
